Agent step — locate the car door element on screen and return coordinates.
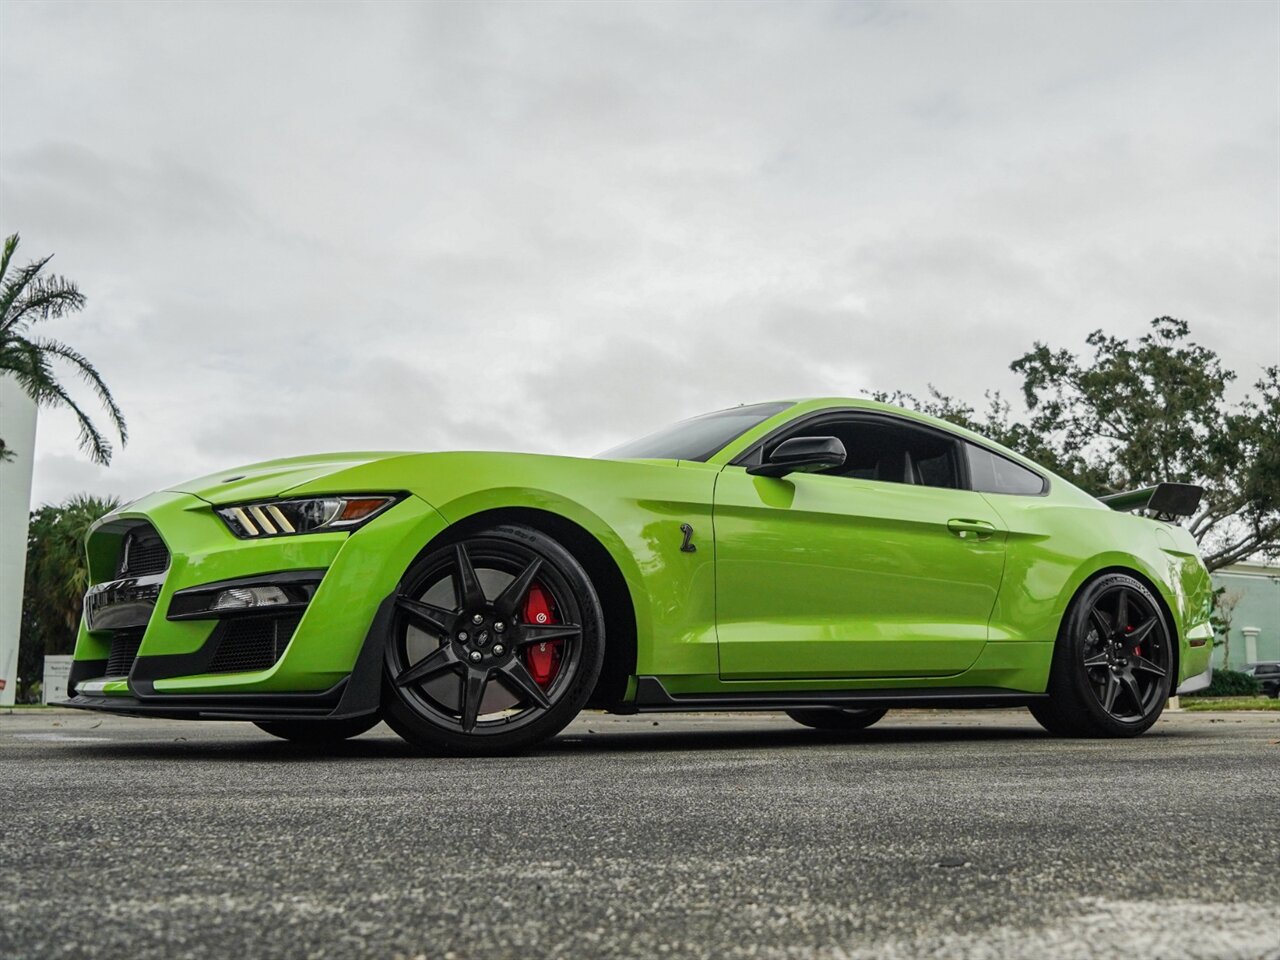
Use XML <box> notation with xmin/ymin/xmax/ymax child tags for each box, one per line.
<box><xmin>713</xmin><ymin>413</ymin><xmax>1007</xmax><ymax>680</ymax></box>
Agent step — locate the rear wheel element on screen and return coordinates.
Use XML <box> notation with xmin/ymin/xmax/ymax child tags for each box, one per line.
<box><xmin>253</xmin><ymin>715</ymin><xmax>379</xmax><ymax>743</ymax></box>
<box><xmin>382</xmin><ymin>525</ymin><xmax>605</xmax><ymax>756</ymax></box>
<box><xmin>786</xmin><ymin>707</ymin><xmax>888</xmax><ymax>731</ymax></box>
<box><xmin>1030</xmin><ymin>573</ymin><xmax>1173</xmax><ymax>738</ymax></box>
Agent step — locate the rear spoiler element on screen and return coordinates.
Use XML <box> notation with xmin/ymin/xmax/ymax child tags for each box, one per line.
<box><xmin>1098</xmin><ymin>482</ymin><xmax>1203</xmax><ymax>518</ymax></box>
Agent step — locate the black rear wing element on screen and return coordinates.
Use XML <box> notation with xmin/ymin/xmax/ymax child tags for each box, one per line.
<box><xmin>1098</xmin><ymin>482</ymin><xmax>1203</xmax><ymax>518</ymax></box>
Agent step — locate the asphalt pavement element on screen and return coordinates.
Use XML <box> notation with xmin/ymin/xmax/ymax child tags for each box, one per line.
<box><xmin>2</xmin><ymin>707</ymin><xmax>1278</xmax><ymax>960</ymax></box>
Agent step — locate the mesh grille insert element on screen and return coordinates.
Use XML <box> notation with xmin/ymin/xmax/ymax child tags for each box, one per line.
<box><xmin>105</xmin><ymin>630</ymin><xmax>143</xmax><ymax>677</ymax></box>
<box><xmin>115</xmin><ymin>525</ymin><xmax>170</xmax><ymax>578</ymax></box>
<box><xmin>207</xmin><ymin>613</ymin><xmax>303</xmax><ymax>674</ymax></box>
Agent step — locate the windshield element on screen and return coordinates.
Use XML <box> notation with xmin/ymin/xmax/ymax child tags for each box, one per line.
<box><xmin>597</xmin><ymin>401</ymin><xmax>793</xmax><ymax>462</ymax></box>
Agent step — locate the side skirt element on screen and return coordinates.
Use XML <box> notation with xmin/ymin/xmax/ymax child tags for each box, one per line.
<box><xmin>628</xmin><ymin>675</ymin><xmax>1047</xmax><ymax>713</ymax></box>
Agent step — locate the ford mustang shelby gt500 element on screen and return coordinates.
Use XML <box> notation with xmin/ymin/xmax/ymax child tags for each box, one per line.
<box><xmin>64</xmin><ymin>398</ymin><xmax>1214</xmax><ymax>754</ymax></box>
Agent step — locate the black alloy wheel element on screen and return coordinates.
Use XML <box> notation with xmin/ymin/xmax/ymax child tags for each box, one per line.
<box><xmin>1030</xmin><ymin>572</ymin><xmax>1173</xmax><ymax>737</ymax></box>
<box><xmin>786</xmin><ymin>707</ymin><xmax>889</xmax><ymax>731</ymax></box>
<box><xmin>382</xmin><ymin>525</ymin><xmax>604</xmax><ymax>755</ymax></box>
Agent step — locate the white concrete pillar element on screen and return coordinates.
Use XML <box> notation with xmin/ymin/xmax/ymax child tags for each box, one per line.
<box><xmin>1241</xmin><ymin>627</ymin><xmax>1261</xmax><ymax>668</ymax></box>
<box><xmin>0</xmin><ymin>376</ymin><xmax>38</xmax><ymax>706</ymax></box>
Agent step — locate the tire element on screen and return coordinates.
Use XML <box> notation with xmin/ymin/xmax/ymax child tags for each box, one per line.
<box><xmin>1030</xmin><ymin>572</ymin><xmax>1174</xmax><ymax>738</ymax></box>
<box><xmin>254</xmin><ymin>714</ymin><xmax>380</xmax><ymax>743</ymax></box>
<box><xmin>382</xmin><ymin>525</ymin><xmax>605</xmax><ymax>756</ymax></box>
<box><xmin>786</xmin><ymin>707</ymin><xmax>889</xmax><ymax>731</ymax></box>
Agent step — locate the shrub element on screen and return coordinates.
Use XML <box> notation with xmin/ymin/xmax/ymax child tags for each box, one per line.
<box><xmin>1184</xmin><ymin>668</ymin><xmax>1261</xmax><ymax>697</ymax></box>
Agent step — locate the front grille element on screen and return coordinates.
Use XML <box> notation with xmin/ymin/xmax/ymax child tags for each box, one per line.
<box><xmin>207</xmin><ymin>613</ymin><xmax>303</xmax><ymax>674</ymax></box>
<box><xmin>116</xmin><ymin>525</ymin><xmax>169</xmax><ymax>578</ymax></box>
<box><xmin>105</xmin><ymin>630</ymin><xmax>144</xmax><ymax>676</ymax></box>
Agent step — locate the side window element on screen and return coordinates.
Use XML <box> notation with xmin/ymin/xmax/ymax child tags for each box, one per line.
<box><xmin>965</xmin><ymin>443</ymin><xmax>1046</xmax><ymax>495</ymax></box>
<box><xmin>765</xmin><ymin>418</ymin><xmax>962</xmax><ymax>489</ymax></box>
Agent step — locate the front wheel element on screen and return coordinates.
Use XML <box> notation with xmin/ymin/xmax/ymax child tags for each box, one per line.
<box><xmin>786</xmin><ymin>707</ymin><xmax>888</xmax><ymax>731</ymax></box>
<box><xmin>382</xmin><ymin>525</ymin><xmax>605</xmax><ymax>756</ymax></box>
<box><xmin>1030</xmin><ymin>573</ymin><xmax>1174</xmax><ymax>738</ymax></box>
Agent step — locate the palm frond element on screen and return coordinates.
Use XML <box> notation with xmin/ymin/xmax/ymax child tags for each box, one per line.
<box><xmin>0</xmin><ymin>235</ymin><xmax>125</xmax><ymax>466</ymax></box>
<box><xmin>0</xmin><ymin>234</ymin><xmax>18</xmax><ymax>287</ymax></box>
<box><xmin>0</xmin><ymin>336</ymin><xmax>63</xmax><ymax>403</ymax></box>
<box><xmin>0</xmin><ymin>255</ymin><xmax>55</xmax><ymax>329</ymax></box>
<box><xmin>40</xmin><ymin>374</ymin><xmax>114</xmax><ymax>465</ymax></box>
<box><xmin>5</xmin><ymin>275</ymin><xmax>86</xmax><ymax>329</ymax></box>
<box><xmin>33</xmin><ymin>337</ymin><xmax>128</xmax><ymax>443</ymax></box>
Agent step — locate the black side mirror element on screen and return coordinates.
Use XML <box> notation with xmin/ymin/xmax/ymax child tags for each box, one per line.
<box><xmin>747</xmin><ymin>436</ymin><xmax>846</xmax><ymax>478</ymax></box>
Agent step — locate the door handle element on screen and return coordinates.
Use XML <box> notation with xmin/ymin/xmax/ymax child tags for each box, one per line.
<box><xmin>948</xmin><ymin>518</ymin><xmax>996</xmax><ymax>540</ymax></box>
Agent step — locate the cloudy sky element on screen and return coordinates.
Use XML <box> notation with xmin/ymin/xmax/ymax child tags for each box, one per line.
<box><xmin>2</xmin><ymin>0</ymin><xmax>1277</xmax><ymax>506</ymax></box>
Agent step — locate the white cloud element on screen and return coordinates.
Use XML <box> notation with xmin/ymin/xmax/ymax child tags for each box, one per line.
<box><xmin>2</xmin><ymin>0</ymin><xmax>1276</xmax><ymax>506</ymax></box>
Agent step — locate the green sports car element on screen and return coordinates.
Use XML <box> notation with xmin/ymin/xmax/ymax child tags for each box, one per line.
<box><xmin>64</xmin><ymin>398</ymin><xmax>1214</xmax><ymax>754</ymax></box>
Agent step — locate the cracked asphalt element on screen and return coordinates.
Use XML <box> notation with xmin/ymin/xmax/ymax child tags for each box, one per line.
<box><xmin>2</xmin><ymin>708</ymin><xmax>1278</xmax><ymax>960</ymax></box>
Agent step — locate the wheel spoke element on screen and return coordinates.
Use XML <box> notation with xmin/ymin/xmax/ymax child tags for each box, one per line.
<box><xmin>1127</xmin><ymin>620</ymin><xmax>1157</xmax><ymax>644</ymax></box>
<box><xmin>1116</xmin><ymin>589</ymin><xmax>1130</xmax><ymax>630</ymax></box>
<box><xmin>1120</xmin><ymin>672</ymin><xmax>1145</xmax><ymax>714</ymax></box>
<box><xmin>1100</xmin><ymin>672</ymin><xmax>1120</xmax><ymax>712</ymax></box>
<box><xmin>493</xmin><ymin>558</ymin><xmax>543</xmax><ymax>621</ymax></box>
<box><xmin>395</xmin><ymin>596</ymin><xmax>457</xmax><ymax>637</ymax></box>
<box><xmin>497</xmin><ymin>657</ymin><xmax>552</xmax><ymax>709</ymax></box>
<box><xmin>395</xmin><ymin>644</ymin><xmax>461</xmax><ymax>687</ymax></box>
<box><xmin>454</xmin><ymin>543</ymin><xmax>487</xmax><ymax>610</ymax></box>
<box><xmin>1089</xmin><ymin>607</ymin><xmax>1113</xmax><ymax>638</ymax></box>
<box><xmin>1083</xmin><ymin>652</ymin><xmax>1110</xmax><ymax>669</ymax></box>
<box><xmin>513</xmin><ymin>623</ymin><xmax>582</xmax><ymax>646</ymax></box>
<box><xmin>459</xmin><ymin>666</ymin><xmax>489</xmax><ymax>732</ymax></box>
<box><xmin>1131</xmin><ymin>655</ymin><xmax>1166</xmax><ymax>678</ymax></box>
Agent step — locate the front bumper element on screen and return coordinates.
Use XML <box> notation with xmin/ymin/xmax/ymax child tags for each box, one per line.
<box><xmin>65</xmin><ymin>489</ymin><xmax>447</xmax><ymax>713</ymax></box>
<box><xmin>63</xmin><ymin>683</ymin><xmax>347</xmax><ymax>721</ymax></box>
<box><xmin>1176</xmin><ymin>662</ymin><xmax>1213</xmax><ymax>696</ymax></box>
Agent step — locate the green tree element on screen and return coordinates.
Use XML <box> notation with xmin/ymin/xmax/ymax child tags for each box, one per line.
<box><xmin>1209</xmin><ymin>587</ymin><xmax>1243</xmax><ymax>669</ymax></box>
<box><xmin>18</xmin><ymin>494</ymin><xmax>119</xmax><ymax>700</ymax></box>
<box><xmin>0</xmin><ymin>233</ymin><xmax>127</xmax><ymax>464</ymax></box>
<box><xmin>880</xmin><ymin>317</ymin><xmax>1279</xmax><ymax>571</ymax></box>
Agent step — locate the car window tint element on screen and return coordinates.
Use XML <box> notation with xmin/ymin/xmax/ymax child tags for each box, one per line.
<box><xmin>770</xmin><ymin>418</ymin><xmax>962</xmax><ymax>489</ymax></box>
<box><xmin>598</xmin><ymin>401</ymin><xmax>793</xmax><ymax>462</ymax></box>
<box><xmin>965</xmin><ymin>443</ymin><xmax>1046</xmax><ymax>495</ymax></box>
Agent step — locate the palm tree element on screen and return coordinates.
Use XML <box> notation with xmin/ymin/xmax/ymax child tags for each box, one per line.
<box><xmin>0</xmin><ymin>233</ymin><xmax>126</xmax><ymax>464</ymax></box>
<box><xmin>18</xmin><ymin>493</ymin><xmax>120</xmax><ymax>699</ymax></box>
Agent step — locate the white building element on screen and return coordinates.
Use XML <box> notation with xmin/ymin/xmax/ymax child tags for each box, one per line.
<box><xmin>0</xmin><ymin>376</ymin><xmax>38</xmax><ymax>706</ymax></box>
<box><xmin>1211</xmin><ymin>560</ymin><xmax>1280</xmax><ymax>669</ymax></box>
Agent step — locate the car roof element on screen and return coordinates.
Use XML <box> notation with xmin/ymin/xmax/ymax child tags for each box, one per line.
<box><xmin>708</xmin><ymin>396</ymin><xmax>1099</xmax><ymax>506</ymax></box>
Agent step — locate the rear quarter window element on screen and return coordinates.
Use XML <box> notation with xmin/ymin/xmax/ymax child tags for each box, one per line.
<box><xmin>966</xmin><ymin>443</ymin><xmax>1046</xmax><ymax>496</ymax></box>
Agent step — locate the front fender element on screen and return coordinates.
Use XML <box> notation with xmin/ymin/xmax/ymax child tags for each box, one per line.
<box><xmin>287</xmin><ymin>452</ymin><xmax>721</xmax><ymax>679</ymax></box>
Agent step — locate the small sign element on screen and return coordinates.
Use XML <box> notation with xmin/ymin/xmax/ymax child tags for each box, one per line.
<box><xmin>42</xmin><ymin>656</ymin><xmax>73</xmax><ymax>704</ymax></box>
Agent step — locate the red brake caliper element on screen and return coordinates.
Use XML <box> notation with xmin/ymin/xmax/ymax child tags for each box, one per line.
<box><xmin>1126</xmin><ymin>624</ymin><xmax>1140</xmax><ymax>658</ymax></box>
<box><xmin>522</xmin><ymin>583</ymin><xmax>563</xmax><ymax>687</ymax></box>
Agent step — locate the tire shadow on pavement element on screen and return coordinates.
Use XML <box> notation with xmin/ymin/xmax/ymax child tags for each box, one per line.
<box><xmin>48</xmin><ymin>720</ymin><xmax>1075</xmax><ymax>762</ymax></box>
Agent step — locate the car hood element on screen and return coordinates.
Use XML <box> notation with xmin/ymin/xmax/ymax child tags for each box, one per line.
<box><xmin>168</xmin><ymin>452</ymin><xmax>413</xmax><ymax>505</ymax></box>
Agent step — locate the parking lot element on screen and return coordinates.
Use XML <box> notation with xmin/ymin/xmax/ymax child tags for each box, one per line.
<box><xmin>3</xmin><ymin>708</ymin><xmax>1277</xmax><ymax>960</ymax></box>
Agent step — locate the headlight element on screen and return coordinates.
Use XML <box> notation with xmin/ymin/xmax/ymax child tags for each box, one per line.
<box><xmin>216</xmin><ymin>495</ymin><xmax>400</xmax><ymax>538</ymax></box>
